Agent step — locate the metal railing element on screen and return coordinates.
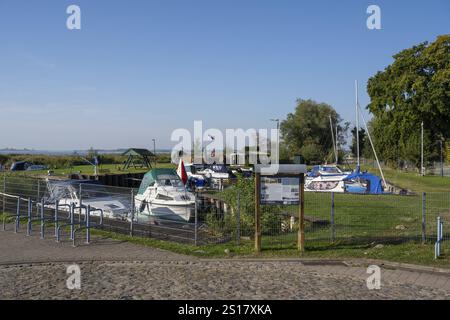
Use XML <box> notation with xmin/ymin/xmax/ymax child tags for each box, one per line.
<box><xmin>1</xmin><ymin>174</ymin><xmax>449</xmax><ymax>254</ymax></box>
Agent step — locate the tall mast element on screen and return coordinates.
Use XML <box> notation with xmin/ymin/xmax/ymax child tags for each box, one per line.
<box><xmin>329</xmin><ymin>116</ymin><xmax>337</xmax><ymax>164</ymax></box>
<box><xmin>355</xmin><ymin>80</ymin><xmax>360</xmax><ymax>167</ymax></box>
<box><xmin>357</xmin><ymin>99</ymin><xmax>387</xmax><ymax>188</ymax></box>
<box><xmin>336</xmin><ymin>124</ymin><xmax>339</xmax><ymax>164</ymax></box>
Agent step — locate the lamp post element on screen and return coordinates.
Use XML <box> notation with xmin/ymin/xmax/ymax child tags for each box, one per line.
<box><xmin>270</xmin><ymin>118</ymin><xmax>280</xmax><ymax>150</ymax></box>
<box><xmin>152</xmin><ymin>139</ymin><xmax>156</xmax><ymax>167</ymax></box>
<box><xmin>270</xmin><ymin>118</ymin><xmax>280</xmax><ymax>131</ymax></box>
<box><xmin>270</xmin><ymin>118</ymin><xmax>281</xmax><ymax>166</ymax></box>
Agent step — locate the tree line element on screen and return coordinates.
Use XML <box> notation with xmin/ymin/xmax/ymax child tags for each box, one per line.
<box><xmin>279</xmin><ymin>35</ymin><xmax>449</xmax><ymax>169</ymax></box>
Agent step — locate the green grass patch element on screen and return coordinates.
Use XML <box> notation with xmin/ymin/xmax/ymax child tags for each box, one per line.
<box><xmin>90</xmin><ymin>229</ymin><xmax>450</xmax><ymax>268</ymax></box>
<box><xmin>6</xmin><ymin>163</ymin><xmax>175</xmax><ymax>177</ymax></box>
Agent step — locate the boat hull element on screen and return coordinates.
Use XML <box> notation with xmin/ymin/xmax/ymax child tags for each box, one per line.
<box><xmin>135</xmin><ymin>198</ymin><xmax>194</xmax><ymax>223</ymax></box>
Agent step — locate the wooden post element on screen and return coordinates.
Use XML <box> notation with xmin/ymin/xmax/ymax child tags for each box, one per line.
<box><xmin>255</xmin><ymin>172</ymin><xmax>261</xmax><ymax>252</ymax></box>
<box><xmin>298</xmin><ymin>173</ymin><xmax>305</xmax><ymax>252</ymax></box>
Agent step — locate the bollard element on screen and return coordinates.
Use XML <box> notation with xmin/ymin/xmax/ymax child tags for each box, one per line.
<box><xmin>435</xmin><ymin>216</ymin><xmax>444</xmax><ymax>259</ymax></box>
<box><xmin>40</xmin><ymin>199</ymin><xmax>45</xmax><ymax>239</ymax></box>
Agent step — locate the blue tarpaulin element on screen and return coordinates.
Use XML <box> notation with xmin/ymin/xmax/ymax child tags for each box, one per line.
<box><xmin>343</xmin><ymin>167</ymin><xmax>383</xmax><ymax>194</ymax></box>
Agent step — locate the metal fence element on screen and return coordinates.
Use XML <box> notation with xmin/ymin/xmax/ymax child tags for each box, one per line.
<box><xmin>260</xmin><ymin>191</ymin><xmax>450</xmax><ymax>251</ymax></box>
<box><xmin>0</xmin><ymin>175</ymin><xmax>230</xmax><ymax>245</ymax></box>
<box><xmin>0</xmin><ymin>174</ymin><xmax>449</xmax><ymax>253</ymax></box>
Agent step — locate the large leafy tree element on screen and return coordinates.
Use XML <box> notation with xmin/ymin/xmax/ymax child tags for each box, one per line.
<box><xmin>367</xmin><ymin>35</ymin><xmax>450</xmax><ymax>168</ymax></box>
<box><xmin>350</xmin><ymin>127</ymin><xmax>366</xmax><ymax>159</ymax></box>
<box><xmin>280</xmin><ymin>99</ymin><xmax>348</xmax><ymax>164</ymax></box>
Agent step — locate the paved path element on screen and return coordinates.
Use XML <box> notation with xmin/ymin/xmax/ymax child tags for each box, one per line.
<box><xmin>1</xmin><ymin>227</ymin><xmax>449</xmax><ymax>300</ymax></box>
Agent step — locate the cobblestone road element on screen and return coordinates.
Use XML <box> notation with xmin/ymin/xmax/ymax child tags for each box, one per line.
<box><xmin>1</xmin><ymin>229</ymin><xmax>449</xmax><ymax>299</ymax></box>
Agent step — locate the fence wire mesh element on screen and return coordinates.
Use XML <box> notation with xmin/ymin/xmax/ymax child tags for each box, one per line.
<box><xmin>0</xmin><ymin>174</ymin><xmax>449</xmax><ymax>253</ymax></box>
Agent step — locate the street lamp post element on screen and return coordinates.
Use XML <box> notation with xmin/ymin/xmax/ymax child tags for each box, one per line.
<box><xmin>270</xmin><ymin>119</ymin><xmax>280</xmax><ymax>164</ymax></box>
<box><xmin>270</xmin><ymin>118</ymin><xmax>280</xmax><ymax>149</ymax></box>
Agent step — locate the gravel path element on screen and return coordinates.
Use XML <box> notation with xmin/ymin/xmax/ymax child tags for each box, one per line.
<box><xmin>1</xmin><ymin>260</ymin><xmax>449</xmax><ymax>300</ymax></box>
<box><xmin>1</xmin><ymin>228</ymin><xmax>449</xmax><ymax>300</ymax></box>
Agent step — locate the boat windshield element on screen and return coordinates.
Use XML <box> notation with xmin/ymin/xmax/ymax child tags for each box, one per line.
<box><xmin>321</xmin><ymin>166</ymin><xmax>342</xmax><ymax>174</ymax></box>
<box><xmin>157</xmin><ymin>178</ymin><xmax>184</xmax><ymax>188</ymax></box>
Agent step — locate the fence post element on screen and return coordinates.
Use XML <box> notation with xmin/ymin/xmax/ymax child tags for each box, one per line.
<box><xmin>2</xmin><ymin>175</ymin><xmax>5</xmax><ymax>231</ymax></box>
<box><xmin>2</xmin><ymin>175</ymin><xmax>5</xmax><ymax>219</ymax></box>
<box><xmin>422</xmin><ymin>192</ymin><xmax>426</xmax><ymax>244</ymax></box>
<box><xmin>26</xmin><ymin>198</ymin><xmax>32</xmax><ymax>236</ymax></box>
<box><xmin>86</xmin><ymin>205</ymin><xmax>90</xmax><ymax>244</ymax></box>
<box><xmin>40</xmin><ymin>198</ymin><xmax>45</xmax><ymax>239</ymax></box>
<box><xmin>36</xmin><ymin>180</ymin><xmax>41</xmax><ymax>203</ymax></box>
<box><xmin>331</xmin><ymin>192</ymin><xmax>335</xmax><ymax>243</ymax></box>
<box><xmin>130</xmin><ymin>188</ymin><xmax>134</xmax><ymax>236</ymax></box>
<box><xmin>194</xmin><ymin>193</ymin><xmax>198</xmax><ymax>246</ymax></box>
<box><xmin>255</xmin><ymin>172</ymin><xmax>261</xmax><ymax>252</ymax></box>
<box><xmin>54</xmin><ymin>200</ymin><xmax>59</xmax><ymax>238</ymax></box>
<box><xmin>236</xmin><ymin>191</ymin><xmax>241</xmax><ymax>245</ymax></box>
<box><xmin>70</xmin><ymin>203</ymin><xmax>75</xmax><ymax>240</ymax></box>
<box><xmin>78</xmin><ymin>184</ymin><xmax>83</xmax><ymax>224</ymax></box>
<box><xmin>14</xmin><ymin>197</ymin><xmax>20</xmax><ymax>233</ymax></box>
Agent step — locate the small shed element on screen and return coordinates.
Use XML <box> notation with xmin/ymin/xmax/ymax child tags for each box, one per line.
<box><xmin>122</xmin><ymin>148</ymin><xmax>154</xmax><ymax>170</ymax></box>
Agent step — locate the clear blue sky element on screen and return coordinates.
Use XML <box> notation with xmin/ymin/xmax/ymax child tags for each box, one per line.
<box><xmin>0</xmin><ymin>0</ymin><xmax>448</xmax><ymax>150</ymax></box>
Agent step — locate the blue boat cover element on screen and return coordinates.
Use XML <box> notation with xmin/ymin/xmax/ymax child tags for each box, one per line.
<box><xmin>343</xmin><ymin>167</ymin><xmax>383</xmax><ymax>194</ymax></box>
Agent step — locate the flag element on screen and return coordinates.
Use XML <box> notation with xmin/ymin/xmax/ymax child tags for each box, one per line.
<box><xmin>177</xmin><ymin>158</ymin><xmax>188</xmax><ymax>185</ymax></box>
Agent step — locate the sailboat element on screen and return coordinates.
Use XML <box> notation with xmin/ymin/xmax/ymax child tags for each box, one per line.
<box><xmin>305</xmin><ymin>81</ymin><xmax>386</xmax><ymax>195</ymax></box>
<box><xmin>343</xmin><ymin>80</ymin><xmax>386</xmax><ymax>195</ymax></box>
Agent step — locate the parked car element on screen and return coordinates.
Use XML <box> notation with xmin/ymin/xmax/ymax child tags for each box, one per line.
<box><xmin>10</xmin><ymin>161</ymin><xmax>34</xmax><ymax>171</ymax></box>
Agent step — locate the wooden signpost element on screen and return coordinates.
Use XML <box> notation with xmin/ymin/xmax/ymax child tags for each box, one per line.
<box><xmin>254</xmin><ymin>164</ymin><xmax>307</xmax><ymax>253</ymax></box>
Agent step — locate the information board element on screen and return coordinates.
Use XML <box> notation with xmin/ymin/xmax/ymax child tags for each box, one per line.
<box><xmin>260</xmin><ymin>176</ymin><xmax>300</xmax><ymax>205</ymax></box>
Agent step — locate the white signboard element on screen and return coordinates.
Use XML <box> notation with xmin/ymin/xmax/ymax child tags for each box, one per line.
<box><xmin>260</xmin><ymin>177</ymin><xmax>300</xmax><ymax>205</ymax></box>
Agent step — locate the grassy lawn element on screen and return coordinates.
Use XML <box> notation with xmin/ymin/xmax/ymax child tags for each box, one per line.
<box><xmin>361</xmin><ymin>166</ymin><xmax>450</xmax><ymax>193</ymax></box>
<box><xmin>4</xmin><ymin>163</ymin><xmax>175</xmax><ymax>177</ymax></box>
<box><xmin>91</xmin><ymin>229</ymin><xmax>450</xmax><ymax>268</ymax></box>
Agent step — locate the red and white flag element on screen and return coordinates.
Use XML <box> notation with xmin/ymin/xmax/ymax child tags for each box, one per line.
<box><xmin>177</xmin><ymin>158</ymin><xmax>188</xmax><ymax>185</ymax></box>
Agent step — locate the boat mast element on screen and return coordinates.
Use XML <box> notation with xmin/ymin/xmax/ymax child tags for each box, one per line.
<box><xmin>336</xmin><ymin>124</ymin><xmax>339</xmax><ymax>164</ymax></box>
<box><xmin>329</xmin><ymin>116</ymin><xmax>338</xmax><ymax>164</ymax></box>
<box><xmin>355</xmin><ymin>80</ymin><xmax>360</xmax><ymax>167</ymax></box>
<box><xmin>356</xmin><ymin>94</ymin><xmax>387</xmax><ymax>187</ymax></box>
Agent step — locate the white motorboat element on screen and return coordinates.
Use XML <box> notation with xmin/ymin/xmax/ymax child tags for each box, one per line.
<box><xmin>134</xmin><ymin>168</ymin><xmax>195</xmax><ymax>223</ymax></box>
<box><xmin>197</xmin><ymin>164</ymin><xmax>230</xmax><ymax>180</ymax></box>
<box><xmin>184</xmin><ymin>163</ymin><xmax>207</xmax><ymax>189</ymax></box>
<box><xmin>44</xmin><ymin>180</ymin><xmax>130</xmax><ymax>220</ymax></box>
